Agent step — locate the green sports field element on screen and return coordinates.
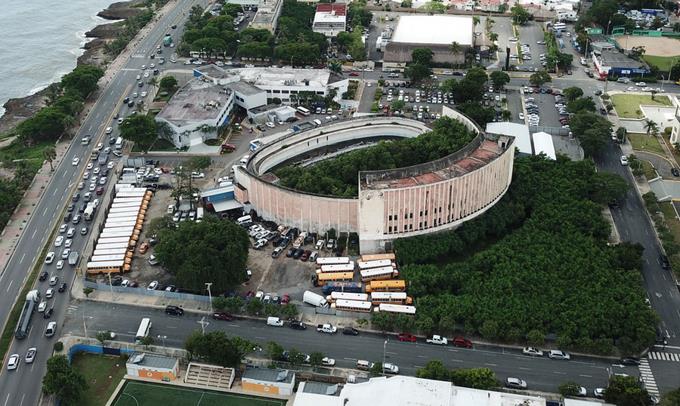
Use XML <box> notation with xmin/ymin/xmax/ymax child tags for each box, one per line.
<box><xmin>112</xmin><ymin>381</ymin><xmax>286</xmax><ymax>406</ymax></box>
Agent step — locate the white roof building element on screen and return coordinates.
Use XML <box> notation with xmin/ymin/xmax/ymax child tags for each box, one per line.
<box><xmin>313</xmin><ymin>4</ymin><xmax>347</xmax><ymax>37</ymax></box>
<box><xmin>532</xmin><ymin>132</ymin><xmax>557</xmax><ymax>160</ymax></box>
<box><xmin>486</xmin><ymin>122</ymin><xmax>532</xmax><ymax>155</ymax></box>
<box><xmin>293</xmin><ymin>376</ymin><xmax>547</xmax><ymax>406</ymax></box>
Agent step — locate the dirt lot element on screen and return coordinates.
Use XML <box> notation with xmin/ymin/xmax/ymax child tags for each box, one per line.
<box><xmin>245</xmin><ymin>246</ymin><xmax>318</xmax><ymax>300</ymax></box>
<box><xmin>616</xmin><ymin>35</ymin><xmax>680</xmax><ymax>56</ymax></box>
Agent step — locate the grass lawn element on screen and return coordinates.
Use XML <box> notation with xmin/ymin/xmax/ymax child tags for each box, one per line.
<box><xmin>72</xmin><ymin>353</ymin><xmax>127</xmax><ymax>406</ymax></box>
<box><xmin>640</xmin><ymin>160</ymin><xmax>658</xmax><ymax>179</ymax></box>
<box><xmin>628</xmin><ymin>133</ymin><xmax>665</xmax><ymax>155</ymax></box>
<box><xmin>611</xmin><ymin>94</ymin><xmax>672</xmax><ymax>119</ymax></box>
<box><xmin>113</xmin><ymin>381</ymin><xmax>286</xmax><ymax>406</ymax></box>
<box><xmin>0</xmin><ymin>139</ymin><xmax>54</xmax><ymax>170</ymax></box>
<box><xmin>659</xmin><ymin>202</ymin><xmax>680</xmax><ymax>273</ymax></box>
<box><xmin>643</xmin><ymin>55</ymin><xmax>678</xmax><ymax>72</ymax></box>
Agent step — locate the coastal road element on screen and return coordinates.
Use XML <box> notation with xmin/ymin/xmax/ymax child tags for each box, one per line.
<box><xmin>0</xmin><ymin>0</ymin><xmax>210</xmax><ymax>405</ymax></box>
<box><xmin>63</xmin><ymin>301</ymin><xmax>643</xmax><ymax>394</ymax></box>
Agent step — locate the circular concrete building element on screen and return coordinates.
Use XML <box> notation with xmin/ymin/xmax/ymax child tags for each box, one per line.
<box><xmin>234</xmin><ymin>106</ymin><xmax>515</xmax><ymax>253</ymax></box>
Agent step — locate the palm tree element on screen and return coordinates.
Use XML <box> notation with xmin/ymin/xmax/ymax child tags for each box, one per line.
<box><xmin>43</xmin><ymin>146</ymin><xmax>57</xmax><ymax>172</ymax></box>
<box><xmin>473</xmin><ymin>16</ymin><xmax>480</xmax><ymax>27</ymax></box>
<box><xmin>650</xmin><ymin>89</ymin><xmax>657</xmax><ymax>101</ymax></box>
<box><xmin>449</xmin><ymin>41</ymin><xmax>462</xmax><ymax>66</ymax></box>
<box><xmin>644</xmin><ymin>119</ymin><xmax>658</xmax><ymax>136</ymax></box>
<box><xmin>501</xmin><ymin>110</ymin><xmax>512</xmax><ymax>121</ymax></box>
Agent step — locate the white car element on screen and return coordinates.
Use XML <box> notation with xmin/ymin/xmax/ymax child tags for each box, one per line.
<box><xmin>64</xmin><ymin>239</ymin><xmax>72</xmax><ymax>248</ymax></box>
<box><xmin>38</xmin><ymin>301</ymin><xmax>47</xmax><ymax>313</ymax></box>
<box><xmin>96</xmin><ymin>142</ymin><xmax>103</xmax><ymax>151</ymax></box>
<box><xmin>593</xmin><ymin>388</ymin><xmax>605</xmax><ymax>398</ymax></box>
<box><xmin>45</xmin><ymin>321</ymin><xmax>57</xmax><ymax>337</ymax></box>
<box><xmin>635</xmin><ymin>82</ymin><xmax>646</xmax><ymax>87</ymax></box>
<box><xmin>46</xmin><ymin>288</ymin><xmax>55</xmax><ymax>299</ymax></box>
<box><xmin>77</xmin><ymin>181</ymin><xmax>84</xmax><ymax>190</ymax></box>
<box><xmin>147</xmin><ymin>280</ymin><xmax>159</xmax><ymax>290</ymax></box>
<box><xmin>191</xmin><ymin>172</ymin><xmax>205</xmax><ymax>179</ymax></box>
<box><xmin>54</xmin><ymin>236</ymin><xmax>64</xmax><ymax>247</ymax></box>
<box><xmin>45</xmin><ymin>252</ymin><xmax>55</xmax><ymax>264</ymax></box>
<box><xmin>505</xmin><ymin>377</ymin><xmax>527</xmax><ymax>389</ymax></box>
<box><xmin>50</xmin><ymin>275</ymin><xmax>59</xmax><ymax>286</ymax></box>
<box><xmin>89</xmin><ymin>183</ymin><xmax>96</xmax><ymax>192</ymax></box>
<box><xmin>141</xmin><ymin>91</ymin><xmax>147</xmax><ymax>97</ymax></box>
<box><xmin>143</xmin><ymin>72</ymin><xmax>150</xmax><ymax>78</ymax></box>
<box><xmin>93</xmin><ymin>167</ymin><xmax>100</xmax><ymax>175</ymax></box>
<box><xmin>56</xmin><ymin>260</ymin><xmax>64</xmax><ymax>270</ymax></box>
<box><xmin>576</xmin><ymin>386</ymin><xmax>587</xmax><ymax>397</ymax></box>
<box><xmin>620</xmin><ymin>155</ymin><xmax>629</xmax><ymax>166</ymax></box>
<box><xmin>265</xmin><ymin>122</ymin><xmax>275</xmax><ymax>128</ymax></box>
<box><xmin>383</xmin><ymin>362</ymin><xmax>400</xmax><ymax>374</ymax></box>
<box><xmin>522</xmin><ymin>347</ymin><xmax>543</xmax><ymax>357</ymax></box>
<box><xmin>105</xmin><ymin>127</ymin><xmax>113</xmax><ymax>134</ymax></box>
<box><xmin>83</xmin><ymin>171</ymin><xmax>90</xmax><ymax>180</ymax></box>
<box><xmin>518</xmin><ymin>112</ymin><xmax>525</xmax><ymax>120</ymax></box>
<box><xmin>509</xmin><ymin>37</ymin><xmax>518</xmax><ymax>42</ymax></box>
<box><xmin>59</xmin><ymin>224</ymin><xmax>68</xmax><ymax>233</ymax></box>
<box><xmin>24</xmin><ymin>348</ymin><xmax>36</xmax><ymax>364</ymax></box>
<box><xmin>6</xmin><ymin>354</ymin><xmax>19</xmax><ymax>371</ymax></box>
<box><xmin>72</xmin><ymin>158</ymin><xmax>80</xmax><ymax>166</ymax></box>
<box><xmin>60</xmin><ymin>249</ymin><xmax>70</xmax><ymax>260</ymax></box>
<box><xmin>321</xmin><ymin>357</ymin><xmax>336</xmax><ymax>366</ymax></box>
<box><xmin>107</xmin><ymin>161</ymin><xmax>115</xmax><ymax>169</ymax></box>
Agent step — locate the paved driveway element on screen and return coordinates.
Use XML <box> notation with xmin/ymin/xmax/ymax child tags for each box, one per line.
<box><xmin>636</xmin><ymin>151</ymin><xmax>676</xmax><ymax>179</ymax></box>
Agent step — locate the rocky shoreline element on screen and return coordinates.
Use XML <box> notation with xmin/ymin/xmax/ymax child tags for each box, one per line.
<box><xmin>0</xmin><ymin>0</ymin><xmax>145</xmax><ymax>134</ymax></box>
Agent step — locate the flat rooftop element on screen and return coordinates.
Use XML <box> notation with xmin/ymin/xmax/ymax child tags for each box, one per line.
<box><xmin>362</xmin><ymin>138</ymin><xmax>506</xmax><ymax>189</ymax></box>
<box><xmin>229</xmin><ymin>80</ymin><xmax>264</xmax><ymax>96</ymax></box>
<box><xmin>599</xmin><ymin>50</ymin><xmax>648</xmax><ymax>69</ymax></box>
<box><xmin>391</xmin><ymin>15</ymin><xmax>473</xmax><ymax>46</ymax></box>
<box><xmin>156</xmin><ymin>80</ymin><xmax>231</xmax><ymax>126</ymax></box>
<box><xmin>194</xmin><ymin>64</ymin><xmax>235</xmax><ymax>80</ymax></box>
<box><xmin>234</xmin><ymin>67</ymin><xmax>332</xmax><ymax>88</ymax></box>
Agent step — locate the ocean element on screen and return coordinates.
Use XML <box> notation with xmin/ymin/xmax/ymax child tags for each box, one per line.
<box><xmin>0</xmin><ymin>0</ymin><xmax>117</xmax><ymax>118</ymax></box>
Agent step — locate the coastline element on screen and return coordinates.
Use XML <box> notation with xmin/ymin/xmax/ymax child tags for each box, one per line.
<box><xmin>0</xmin><ymin>0</ymin><xmax>145</xmax><ymax>135</ymax></box>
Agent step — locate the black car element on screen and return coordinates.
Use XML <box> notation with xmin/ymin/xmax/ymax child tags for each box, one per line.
<box><xmin>111</xmin><ymin>276</ymin><xmax>123</xmax><ymax>286</ymax></box>
<box><xmin>620</xmin><ymin>357</ymin><xmax>641</xmax><ymax>366</ymax></box>
<box><xmin>63</xmin><ymin>212</ymin><xmax>72</xmax><ymax>222</ymax></box>
<box><xmin>165</xmin><ymin>305</ymin><xmax>184</xmax><ymax>316</ymax></box>
<box><xmin>660</xmin><ymin>255</ymin><xmax>671</xmax><ymax>270</ymax></box>
<box><xmin>79</xmin><ymin>203</ymin><xmax>87</xmax><ymax>213</ymax></box>
<box><xmin>127</xmin><ymin>101</ymin><xmax>134</xmax><ymax>107</ymax></box>
<box><xmin>672</xmin><ymin>167</ymin><xmax>680</xmax><ymax>177</ymax></box>
<box><xmin>39</xmin><ymin>271</ymin><xmax>49</xmax><ymax>281</ymax></box>
<box><xmin>43</xmin><ymin>308</ymin><xmax>54</xmax><ymax>319</ymax></box>
<box><xmin>289</xmin><ymin>320</ymin><xmax>307</xmax><ymax>330</ymax></box>
<box><xmin>293</xmin><ymin>248</ymin><xmax>304</xmax><ymax>259</ymax></box>
<box><xmin>67</xmin><ymin>203</ymin><xmax>75</xmax><ymax>212</ymax></box>
<box><xmin>285</xmin><ymin>248</ymin><xmax>295</xmax><ymax>257</ymax></box>
<box><xmin>123</xmin><ymin>97</ymin><xmax>130</xmax><ymax>104</ymax></box>
<box><xmin>108</xmin><ymin>137</ymin><xmax>116</xmax><ymax>145</ymax></box>
<box><xmin>342</xmin><ymin>327</ymin><xmax>359</xmax><ymax>336</ymax></box>
<box><xmin>58</xmin><ymin>282</ymin><xmax>67</xmax><ymax>293</ymax></box>
<box><xmin>71</xmin><ymin>193</ymin><xmax>80</xmax><ymax>202</ymax></box>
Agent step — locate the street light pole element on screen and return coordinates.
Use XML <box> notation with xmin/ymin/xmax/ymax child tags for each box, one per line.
<box><xmin>205</xmin><ymin>282</ymin><xmax>213</xmax><ymax>313</ymax></box>
<box><xmin>382</xmin><ymin>339</ymin><xmax>388</xmax><ymax>376</ymax></box>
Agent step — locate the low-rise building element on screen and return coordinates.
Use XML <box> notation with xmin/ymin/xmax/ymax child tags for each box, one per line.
<box><xmin>126</xmin><ymin>352</ymin><xmax>179</xmax><ymax>381</ymax></box>
<box><xmin>312</xmin><ymin>4</ymin><xmax>347</xmax><ymax>37</ymax></box>
<box><xmin>486</xmin><ymin>122</ymin><xmax>532</xmax><ymax>155</ymax></box>
<box><xmin>592</xmin><ymin>50</ymin><xmax>650</xmax><ymax>79</ymax></box>
<box><xmin>155</xmin><ymin>79</ymin><xmax>233</xmax><ymax>148</ymax></box>
<box><xmin>250</xmin><ymin>0</ymin><xmax>284</xmax><ymax>32</ymax></box>
<box><xmin>241</xmin><ymin>368</ymin><xmax>295</xmax><ymax>396</ymax></box>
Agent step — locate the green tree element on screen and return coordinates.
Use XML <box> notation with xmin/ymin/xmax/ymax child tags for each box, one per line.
<box><xmin>589</xmin><ymin>172</ymin><xmax>629</xmax><ymax>204</ymax></box>
<box><xmin>391</xmin><ymin>100</ymin><xmax>406</xmax><ymax>111</ymax></box>
<box><xmin>644</xmin><ymin>119</ymin><xmax>659</xmax><ymax>136</ymax></box>
<box><xmin>405</xmin><ymin>63</ymin><xmax>432</xmax><ymax>83</ymax></box>
<box><xmin>188</xmin><ymin>156</ymin><xmax>212</xmax><ymax>171</ymax></box>
<box><xmin>529</xmin><ymin>70</ymin><xmax>551</xmax><ymax>87</ymax></box>
<box><xmin>309</xmin><ymin>352</ymin><xmax>325</xmax><ymax>368</ymax></box>
<box><xmin>489</xmin><ymin>71</ymin><xmax>510</xmax><ymax>90</ymax></box>
<box><xmin>96</xmin><ymin>330</ymin><xmax>114</xmax><ymax>344</ymax></box>
<box><xmin>155</xmin><ymin>216</ymin><xmax>249</xmax><ymax>293</ymax></box>
<box><xmin>43</xmin><ymin>146</ymin><xmax>57</xmax><ymax>172</ymax></box>
<box><xmin>159</xmin><ymin>75</ymin><xmax>178</xmax><ymax>92</ymax></box>
<box><xmin>119</xmin><ymin>114</ymin><xmax>157</xmax><ymax>152</ymax></box>
<box><xmin>567</xmin><ymin>97</ymin><xmax>596</xmax><ymax>113</ymax></box>
<box><xmin>83</xmin><ymin>287</ymin><xmax>93</xmax><ymax>297</ymax></box>
<box><xmin>511</xmin><ymin>4</ymin><xmax>531</xmax><ymax>25</ymax></box>
<box><xmin>42</xmin><ymin>355</ymin><xmax>88</xmax><ymax>406</ymax></box>
<box><xmin>563</xmin><ymin>86</ymin><xmax>584</xmax><ymax>101</ymax></box>
<box><xmin>288</xmin><ymin>348</ymin><xmax>306</xmax><ymax>366</ymax></box>
<box><xmin>246</xmin><ymin>298</ymin><xmax>263</xmax><ymax>315</ymax></box>
<box><xmin>604</xmin><ymin>375</ymin><xmax>653</xmax><ymax>406</ymax></box>
<box><xmin>370</xmin><ymin>361</ymin><xmax>383</xmax><ymax>376</ymax></box>
<box><xmin>416</xmin><ymin>360</ymin><xmax>450</xmax><ymax>381</ymax></box>
<box><xmin>661</xmin><ymin>387</ymin><xmax>680</xmax><ymax>406</ymax></box>
<box><xmin>60</xmin><ymin>65</ymin><xmax>104</xmax><ymax>99</ymax></box>
<box><xmin>267</xmin><ymin>341</ymin><xmax>285</xmax><ymax>361</ymax></box>
<box><xmin>450</xmin><ymin>368</ymin><xmax>497</xmax><ymax>390</ymax></box>
<box><xmin>570</xmin><ymin>111</ymin><xmax>612</xmax><ymax>157</ymax></box>
<box><xmin>412</xmin><ymin>48</ymin><xmax>434</xmax><ymax>66</ymax></box>
<box><xmin>449</xmin><ymin>41</ymin><xmax>462</xmax><ymax>64</ymax></box>
<box><xmin>184</xmin><ymin>330</ymin><xmax>249</xmax><ymax>367</ymax></box>
<box><xmin>559</xmin><ymin>381</ymin><xmax>583</xmax><ymax>397</ymax></box>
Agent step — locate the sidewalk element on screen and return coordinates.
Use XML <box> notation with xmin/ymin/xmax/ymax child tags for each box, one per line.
<box><xmin>0</xmin><ymin>0</ymin><xmax>180</xmax><ymax>276</ymax></box>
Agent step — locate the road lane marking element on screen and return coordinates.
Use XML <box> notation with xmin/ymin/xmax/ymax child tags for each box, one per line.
<box><xmin>19</xmin><ymin>253</ymin><xmax>25</xmax><ymax>264</ymax></box>
<box><xmin>579</xmin><ymin>374</ymin><xmax>592</xmax><ymax>378</ymax></box>
<box><xmin>52</xmin><ymin>188</ymin><xmax>58</xmax><ymax>196</ymax></box>
<box><xmin>343</xmin><ymin>358</ymin><xmax>357</xmax><ymax>361</ymax></box>
<box><xmin>519</xmin><ymin>367</ymin><xmax>531</xmax><ymax>370</ymax></box>
<box><xmin>449</xmin><ymin>359</ymin><xmax>463</xmax><ymax>363</ymax></box>
<box><xmin>3</xmin><ymin>393</ymin><xmax>9</xmax><ymax>406</ymax></box>
<box><xmin>255</xmin><ymin>336</ymin><xmax>266</xmax><ymax>340</ymax></box>
<box><xmin>6</xmin><ymin>280</ymin><xmax>13</xmax><ymax>292</ymax></box>
<box><xmin>553</xmin><ymin>371</ymin><xmax>567</xmax><ymax>375</ymax></box>
<box><xmin>18</xmin><ymin>394</ymin><xmax>24</xmax><ymax>406</ymax></box>
<box><xmin>417</xmin><ymin>355</ymin><xmax>427</xmax><ymax>358</ymax></box>
<box><xmin>31</xmin><ymin>229</ymin><xmax>37</xmax><ymax>240</ymax></box>
<box><xmin>386</xmin><ymin>351</ymin><xmax>398</xmax><ymax>355</ymax></box>
<box><xmin>227</xmin><ymin>324</ymin><xmax>239</xmax><ymax>327</ymax></box>
<box><xmin>484</xmin><ymin>363</ymin><xmax>497</xmax><ymax>367</ymax></box>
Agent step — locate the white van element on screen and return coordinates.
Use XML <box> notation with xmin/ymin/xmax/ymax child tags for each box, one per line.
<box><xmin>237</xmin><ymin>215</ymin><xmax>252</xmax><ymax>227</ymax></box>
<box><xmin>239</xmin><ymin>155</ymin><xmax>249</xmax><ymax>166</ymax></box>
<box><xmin>313</xmin><ymin>119</ymin><xmax>322</xmax><ymax>126</ymax></box>
<box><xmin>267</xmin><ymin>317</ymin><xmax>284</xmax><ymax>327</ymax></box>
<box><xmin>356</xmin><ymin>360</ymin><xmax>374</xmax><ymax>370</ymax></box>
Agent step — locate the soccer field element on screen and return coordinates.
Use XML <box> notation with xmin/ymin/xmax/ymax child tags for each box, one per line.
<box><xmin>113</xmin><ymin>381</ymin><xmax>286</xmax><ymax>406</ymax></box>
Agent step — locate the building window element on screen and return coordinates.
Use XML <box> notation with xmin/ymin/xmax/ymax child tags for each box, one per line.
<box><xmin>424</xmin><ymin>221</ymin><xmax>428</xmax><ymax>227</ymax></box>
<box><xmin>404</xmin><ymin>225</ymin><xmax>408</xmax><ymax>231</ymax></box>
<box><xmin>404</xmin><ymin>213</ymin><xmax>408</xmax><ymax>219</ymax></box>
<box><xmin>410</xmin><ymin>213</ymin><xmax>413</xmax><ymax>219</ymax></box>
<box><xmin>282</xmin><ymin>90</ymin><xmax>289</xmax><ymax>94</ymax></box>
<box><xmin>425</xmin><ymin>209</ymin><xmax>428</xmax><ymax>216</ymax></box>
<box><xmin>419</xmin><ymin>211</ymin><xmax>423</xmax><ymax>217</ymax></box>
<box><xmin>388</xmin><ymin>226</ymin><xmax>392</xmax><ymax>233</ymax></box>
<box><xmin>409</xmin><ymin>224</ymin><xmax>413</xmax><ymax>230</ymax></box>
<box><xmin>273</xmin><ymin>90</ymin><xmax>281</xmax><ymax>94</ymax></box>
<box><xmin>388</xmin><ymin>215</ymin><xmax>393</xmax><ymax>221</ymax></box>
<box><xmin>316</xmin><ymin>91</ymin><xmax>324</xmax><ymax>95</ymax></box>
<box><xmin>419</xmin><ymin>222</ymin><xmax>422</xmax><ymax>228</ymax></box>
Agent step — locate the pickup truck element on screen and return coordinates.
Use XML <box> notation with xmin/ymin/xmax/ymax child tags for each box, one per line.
<box><xmin>316</xmin><ymin>323</ymin><xmax>337</xmax><ymax>334</ymax></box>
<box><xmin>426</xmin><ymin>335</ymin><xmax>448</xmax><ymax>345</ymax></box>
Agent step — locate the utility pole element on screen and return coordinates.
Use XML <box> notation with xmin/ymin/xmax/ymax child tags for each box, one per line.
<box><xmin>205</xmin><ymin>282</ymin><xmax>213</xmax><ymax>313</ymax></box>
<box><xmin>382</xmin><ymin>339</ymin><xmax>388</xmax><ymax>376</ymax></box>
<box><xmin>198</xmin><ymin>317</ymin><xmax>209</xmax><ymax>335</ymax></box>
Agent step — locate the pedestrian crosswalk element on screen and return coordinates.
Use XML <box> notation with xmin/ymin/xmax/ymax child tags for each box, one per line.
<box><xmin>647</xmin><ymin>351</ymin><xmax>680</xmax><ymax>361</ymax></box>
<box><xmin>639</xmin><ymin>359</ymin><xmax>660</xmax><ymax>397</ymax></box>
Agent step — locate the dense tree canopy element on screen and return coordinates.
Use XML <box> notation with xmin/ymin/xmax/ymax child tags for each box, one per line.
<box><xmin>441</xmin><ymin>67</ymin><xmax>489</xmax><ymax>104</ymax></box>
<box><xmin>417</xmin><ymin>361</ymin><xmax>498</xmax><ymax>390</ymax></box>
<box><xmin>119</xmin><ymin>114</ymin><xmax>158</xmax><ymax>152</ymax></box>
<box><xmin>155</xmin><ymin>216</ymin><xmax>249</xmax><ymax>293</ymax></box>
<box><xmin>42</xmin><ymin>355</ymin><xmax>87</xmax><ymax>406</ymax></box>
<box><xmin>275</xmin><ymin>117</ymin><xmax>477</xmax><ymax>197</ymax></box>
<box><xmin>393</xmin><ymin>156</ymin><xmax>654</xmax><ymax>354</ymax></box>
<box><xmin>570</xmin><ymin>111</ymin><xmax>612</xmax><ymax>157</ymax></box>
<box><xmin>604</xmin><ymin>375</ymin><xmax>653</xmax><ymax>406</ymax></box>
<box><xmin>159</xmin><ymin>75</ymin><xmax>178</xmax><ymax>92</ymax></box>
<box><xmin>185</xmin><ymin>331</ymin><xmax>252</xmax><ymax>367</ymax></box>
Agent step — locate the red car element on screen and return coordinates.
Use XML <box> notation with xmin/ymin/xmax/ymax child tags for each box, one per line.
<box><xmin>281</xmin><ymin>294</ymin><xmax>290</xmax><ymax>304</ymax></box>
<box><xmin>398</xmin><ymin>333</ymin><xmax>417</xmax><ymax>342</ymax></box>
<box><xmin>452</xmin><ymin>336</ymin><xmax>473</xmax><ymax>348</ymax></box>
<box><xmin>212</xmin><ymin>312</ymin><xmax>234</xmax><ymax>321</ymax></box>
<box><xmin>349</xmin><ymin>72</ymin><xmax>359</xmax><ymax>76</ymax></box>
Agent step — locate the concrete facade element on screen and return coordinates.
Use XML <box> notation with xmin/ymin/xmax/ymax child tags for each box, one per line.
<box><xmin>312</xmin><ymin>4</ymin><xmax>347</xmax><ymax>37</ymax></box>
<box><xmin>241</xmin><ymin>368</ymin><xmax>295</xmax><ymax>396</ymax></box>
<box><xmin>234</xmin><ymin>111</ymin><xmax>514</xmax><ymax>253</ymax></box>
<box><xmin>126</xmin><ymin>352</ymin><xmax>180</xmax><ymax>381</ymax></box>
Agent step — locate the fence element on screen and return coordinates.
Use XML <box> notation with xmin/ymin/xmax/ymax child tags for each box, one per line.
<box><xmin>82</xmin><ymin>279</ymin><xmax>212</xmax><ymax>302</ymax></box>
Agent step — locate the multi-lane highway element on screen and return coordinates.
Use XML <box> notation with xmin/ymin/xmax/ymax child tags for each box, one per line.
<box><xmin>0</xmin><ymin>1</ymin><xmax>208</xmax><ymax>404</ymax></box>
<box><xmin>62</xmin><ymin>301</ymin><xmax>642</xmax><ymax>394</ymax></box>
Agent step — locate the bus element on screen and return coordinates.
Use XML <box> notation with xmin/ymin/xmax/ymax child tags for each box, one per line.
<box><xmin>370</xmin><ymin>291</ymin><xmax>413</xmax><ymax>305</ymax></box>
<box><xmin>135</xmin><ymin>318</ymin><xmax>152</xmax><ymax>342</ymax></box>
<box><xmin>94</xmin><ymin>242</ymin><xmax>130</xmax><ymax>251</ymax></box>
<box><xmin>115</xmin><ymin>137</ymin><xmax>123</xmax><ymax>151</ymax></box>
<box><xmin>97</xmin><ymin>237</ymin><xmax>134</xmax><ymax>245</ymax></box>
<box><xmin>313</xmin><ymin>271</ymin><xmax>355</xmax><ymax>286</ymax></box>
<box><xmin>92</xmin><ymin>247</ymin><xmax>129</xmax><ymax>257</ymax></box>
<box><xmin>296</xmin><ymin>106</ymin><xmax>311</xmax><ymax>116</ymax></box>
<box><xmin>360</xmin><ymin>253</ymin><xmax>396</xmax><ymax>262</ymax></box>
<box><xmin>318</xmin><ymin>262</ymin><xmax>355</xmax><ymax>273</ymax></box>
<box><xmin>365</xmin><ymin>280</ymin><xmax>406</xmax><ymax>293</ymax></box>
<box><xmin>360</xmin><ymin>266</ymin><xmax>398</xmax><ymax>282</ymax></box>
<box><xmin>328</xmin><ymin>292</ymin><xmax>369</xmax><ymax>302</ymax></box>
<box><xmin>357</xmin><ymin>259</ymin><xmax>395</xmax><ymax>270</ymax></box>
<box><xmin>374</xmin><ymin>303</ymin><xmax>416</xmax><ymax>315</ymax></box>
<box><xmin>332</xmin><ymin>299</ymin><xmax>373</xmax><ymax>313</ymax></box>
<box><xmin>86</xmin><ymin>260</ymin><xmax>127</xmax><ymax>274</ymax></box>
<box><xmin>321</xmin><ymin>281</ymin><xmax>363</xmax><ymax>295</ymax></box>
<box><xmin>316</xmin><ymin>257</ymin><xmax>350</xmax><ymax>266</ymax></box>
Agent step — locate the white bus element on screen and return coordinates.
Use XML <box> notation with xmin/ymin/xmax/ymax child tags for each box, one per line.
<box><xmin>360</xmin><ymin>266</ymin><xmax>398</xmax><ymax>282</ymax></box>
<box><xmin>332</xmin><ymin>299</ymin><xmax>372</xmax><ymax>313</ymax></box>
<box><xmin>93</xmin><ymin>247</ymin><xmax>129</xmax><ymax>257</ymax></box>
<box><xmin>316</xmin><ymin>257</ymin><xmax>350</xmax><ymax>266</ymax></box>
<box><xmin>94</xmin><ymin>242</ymin><xmax>130</xmax><ymax>251</ymax></box>
<box><xmin>99</xmin><ymin>231</ymin><xmax>135</xmax><ymax>240</ymax></box>
<box><xmin>90</xmin><ymin>254</ymin><xmax>127</xmax><ymax>262</ymax></box>
<box><xmin>318</xmin><ymin>262</ymin><xmax>355</xmax><ymax>273</ymax></box>
<box><xmin>370</xmin><ymin>291</ymin><xmax>411</xmax><ymax>305</ymax></box>
<box><xmin>97</xmin><ymin>237</ymin><xmax>133</xmax><ymax>245</ymax></box>
<box><xmin>196</xmin><ymin>207</ymin><xmax>204</xmax><ymax>222</ymax></box>
<box><xmin>357</xmin><ymin>259</ymin><xmax>395</xmax><ymax>270</ymax></box>
<box><xmin>115</xmin><ymin>137</ymin><xmax>124</xmax><ymax>151</ymax></box>
<box><xmin>296</xmin><ymin>106</ymin><xmax>311</xmax><ymax>116</ymax></box>
<box><xmin>374</xmin><ymin>303</ymin><xmax>416</xmax><ymax>315</ymax></box>
<box><xmin>135</xmin><ymin>318</ymin><xmax>152</xmax><ymax>342</ymax></box>
<box><xmin>329</xmin><ymin>292</ymin><xmax>369</xmax><ymax>302</ymax></box>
